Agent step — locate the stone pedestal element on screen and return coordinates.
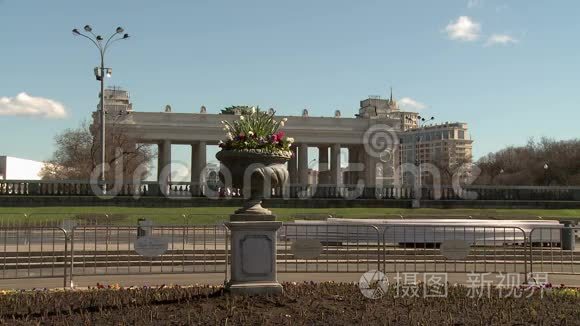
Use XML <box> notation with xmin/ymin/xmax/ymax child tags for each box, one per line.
<box><xmin>225</xmin><ymin>218</ymin><xmax>283</xmax><ymax>295</ymax></box>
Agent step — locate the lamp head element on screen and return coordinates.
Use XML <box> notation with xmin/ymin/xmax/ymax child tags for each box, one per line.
<box><xmin>116</xmin><ymin>27</ymin><xmax>124</xmax><ymax>33</ymax></box>
<box><xmin>84</xmin><ymin>25</ymin><xmax>92</xmax><ymax>32</ymax></box>
<box><xmin>123</xmin><ymin>33</ymin><xmax>130</xmax><ymax>39</ymax></box>
<box><xmin>94</xmin><ymin>67</ymin><xmax>102</xmax><ymax>81</ymax></box>
<box><xmin>96</xmin><ymin>35</ymin><xmax>103</xmax><ymax>41</ymax></box>
<box><xmin>72</xmin><ymin>28</ymin><xmax>80</xmax><ymax>35</ymax></box>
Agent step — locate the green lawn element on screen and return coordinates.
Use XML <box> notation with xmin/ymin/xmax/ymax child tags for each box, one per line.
<box><xmin>0</xmin><ymin>206</ymin><xmax>578</xmax><ymax>225</ymax></box>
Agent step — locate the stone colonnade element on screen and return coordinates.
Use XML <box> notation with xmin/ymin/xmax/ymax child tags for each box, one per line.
<box><xmin>155</xmin><ymin>141</ymin><xmax>381</xmax><ymax>187</ymax></box>
<box><xmin>156</xmin><ymin>141</ymin><xmax>207</xmax><ymax>184</ymax></box>
<box><xmin>286</xmin><ymin>143</ymin><xmax>379</xmax><ymax>186</ymax></box>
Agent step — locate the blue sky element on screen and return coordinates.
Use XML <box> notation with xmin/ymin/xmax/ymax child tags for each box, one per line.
<box><xmin>1</xmin><ymin>0</ymin><xmax>579</xmax><ymax>168</ymax></box>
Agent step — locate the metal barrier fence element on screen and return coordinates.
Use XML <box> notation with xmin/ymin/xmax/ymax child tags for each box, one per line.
<box><xmin>3</xmin><ymin>212</ymin><xmax>572</xmax><ymax>227</ymax></box>
<box><xmin>381</xmin><ymin>225</ymin><xmax>529</xmax><ymax>275</ymax></box>
<box><xmin>0</xmin><ymin>213</ymin><xmax>230</xmax><ymax>227</ymax></box>
<box><xmin>0</xmin><ymin>222</ymin><xmax>578</xmax><ymax>288</ymax></box>
<box><xmin>0</xmin><ymin>226</ymin><xmax>70</xmax><ymax>287</ymax></box>
<box><xmin>0</xmin><ymin>213</ymin><xmax>29</xmax><ymax>227</ymax></box>
<box><xmin>278</xmin><ymin>223</ymin><xmax>382</xmax><ymax>273</ymax></box>
<box><xmin>528</xmin><ymin>226</ymin><xmax>579</xmax><ymax>275</ymax></box>
<box><xmin>0</xmin><ymin>224</ymin><xmax>229</xmax><ymax>288</ymax></box>
<box><xmin>69</xmin><ymin>225</ymin><xmax>229</xmax><ymax>283</ymax></box>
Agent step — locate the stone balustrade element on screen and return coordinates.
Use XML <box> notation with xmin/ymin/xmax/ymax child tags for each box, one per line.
<box><xmin>1</xmin><ymin>180</ymin><xmax>579</xmax><ymax>201</ymax></box>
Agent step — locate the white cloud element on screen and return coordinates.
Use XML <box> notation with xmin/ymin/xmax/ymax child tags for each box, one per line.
<box><xmin>444</xmin><ymin>16</ymin><xmax>481</xmax><ymax>41</ymax></box>
<box><xmin>467</xmin><ymin>0</ymin><xmax>483</xmax><ymax>9</ymax></box>
<box><xmin>0</xmin><ymin>93</ymin><xmax>67</xmax><ymax>118</ymax></box>
<box><xmin>485</xmin><ymin>34</ymin><xmax>518</xmax><ymax>46</ymax></box>
<box><xmin>398</xmin><ymin>97</ymin><xmax>427</xmax><ymax>111</ymax></box>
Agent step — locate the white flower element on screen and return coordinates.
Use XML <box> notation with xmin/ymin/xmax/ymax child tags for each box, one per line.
<box><xmin>220</xmin><ymin>120</ymin><xmax>225</xmax><ymax>124</ymax></box>
<box><xmin>224</xmin><ymin>124</ymin><xmax>230</xmax><ymax>130</ymax></box>
<box><xmin>282</xmin><ymin>118</ymin><xmax>288</xmax><ymax>122</ymax></box>
<box><xmin>279</xmin><ymin>121</ymin><xmax>285</xmax><ymax>127</ymax></box>
<box><xmin>250</xmin><ymin>106</ymin><xmax>256</xmax><ymax>114</ymax></box>
<box><xmin>218</xmin><ymin>140</ymin><xmax>224</xmax><ymax>145</ymax></box>
<box><xmin>248</xmin><ymin>131</ymin><xmax>254</xmax><ymax>136</ymax></box>
<box><xmin>286</xmin><ymin>137</ymin><xmax>294</xmax><ymax>143</ymax></box>
<box><xmin>226</xmin><ymin>132</ymin><xmax>233</xmax><ymax>140</ymax></box>
<box><xmin>240</xmin><ymin>116</ymin><xmax>245</xmax><ymax>120</ymax></box>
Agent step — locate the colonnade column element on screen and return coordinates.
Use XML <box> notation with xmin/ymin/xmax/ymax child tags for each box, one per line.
<box><xmin>318</xmin><ymin>145</ymin><xmax>329</xmax><ymax>184</ymax></box>
<box><xmin>318</xmin><ymin>146</ymin><xmax>329</xmax><ymax>171</ymax></box>
<box><xmin>190</xmin><ymin>141</ymin><xmax>207</xmax><ymax>194</ymax></box>
<box><xmin>157</xmin><ymin>139</ymin><xmax>172</xmax><ymax>183</ymax></box>
<box><xmin>347</xmin><ymin>146</ymin><xmax>362</xmax><ymax>185</ymax></box>
<box><xmin>298</xmin><ymin>143</ymin><xmax>309</xmax><ymax>185</ymax></box>
<box><xmin>288</xmin><ymin>146</ymin><xmax>298</xmax><ymax>184</ymax></box>
<box><xmin>330</xmin><ymin>144</ymin><xmax>341</xmax><ymax>185</ymax></box>
<box><xmin>364</xmin><ymin>152</ymin><xmax>378</xmax><ymax>187</ymax></box>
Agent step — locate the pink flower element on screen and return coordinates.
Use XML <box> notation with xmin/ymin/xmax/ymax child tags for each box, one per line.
<box><xmin>269</xmin><ymin>131</ymin><xmax>285</xmax><ymax>143</ymax></box>
<box><xmin>275</xmin><ymin>131</ymin><xmax>285</xmax><ymax>141</ymax></box>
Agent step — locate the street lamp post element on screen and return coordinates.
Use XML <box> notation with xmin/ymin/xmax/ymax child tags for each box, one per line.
<box><xmin>72</xmin><ymin>25</ymin><xmax>129</xmax><ymax>191</ymax></box>
<box><xmin>543</xmin><ymin>163</ymin><xmax>549</xmax><ymax>186</ymax></box>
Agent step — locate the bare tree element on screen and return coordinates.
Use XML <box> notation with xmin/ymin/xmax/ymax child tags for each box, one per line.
<box><xmin>40</xmin><ymin>120</ymin><xmax>155</xmax><ymax>181</ymax></box>
<box><xmin>426</xmin><ymin>149</ymin><xmax>473</xmax><ymax>186</ymax></box>
<box><xmin>474</xmin><ymin>137</ymin><xmax>580</xmax><ymax>186</ymax></box>
<box><xmin>474</xmin><ymin>152</ymin><xmax>503</xmax><ymax>184</ymax></box>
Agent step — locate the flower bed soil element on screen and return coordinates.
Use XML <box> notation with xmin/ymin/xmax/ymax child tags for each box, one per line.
<box><xmin>0</xmin><ymin>282</ymin><xmax>579</xmax><ymax>325</ymax></box>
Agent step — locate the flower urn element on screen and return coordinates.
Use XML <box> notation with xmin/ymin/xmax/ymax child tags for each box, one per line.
<box><xmin>216</xmin><ymin>149</ymin><xmax>290</xmax><ymax>217</ymax></box>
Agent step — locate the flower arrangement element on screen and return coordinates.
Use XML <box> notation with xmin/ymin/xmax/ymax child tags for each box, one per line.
<box><xmin>218</xmin><ymin>107</ymin><xmax>294</xmax><ymax>157</ymax></box>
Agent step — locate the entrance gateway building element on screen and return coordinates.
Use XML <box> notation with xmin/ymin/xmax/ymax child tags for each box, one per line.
<box><xmin>94</xmin><ymin>88</ymin><xmax>473</xmax><ymax>187</ymax></box>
